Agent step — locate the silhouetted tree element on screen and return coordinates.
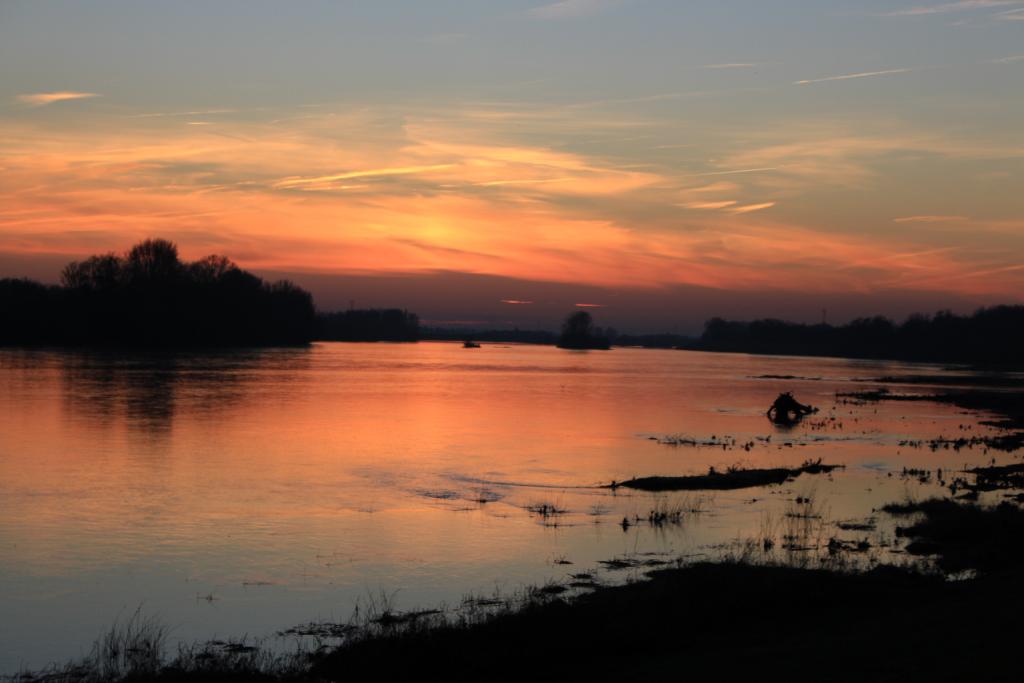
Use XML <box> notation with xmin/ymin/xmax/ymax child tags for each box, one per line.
<box><xmin>0</xmin><ymin>238</ymin><xmax>316</xmax><ymax>347</ymax></box>
<box><xmin>697</xmin><ymin>306</ymin><xmax>1024</xmax><ymax>365</ymax></box>
<box><xmin>125</xmin><ymin>239</ymin><xmax>182</xmax><ymax>284</ymax></box>
<box><xmin>61</xmin><ymin>253</ymin><xmax>124</xmax><ymax>290</ymax></box>
<box><xmin>557</xmin><ymin>311</ymin><xmax>611</xmax><ymax>350</ymax></box>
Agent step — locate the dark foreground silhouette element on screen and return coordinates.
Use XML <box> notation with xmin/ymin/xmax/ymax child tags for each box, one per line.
<box><xmin>22</xmin><ymin>500</ymin><xmax>1024</xmax><ymax>682</ymax></box>
<box><xmin>0</xmin><ymin>239</ymin><xmax>315</xmax><ymax>347</ymax></box>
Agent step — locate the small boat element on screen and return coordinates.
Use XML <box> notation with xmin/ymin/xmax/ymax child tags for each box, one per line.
<box><xmin>463</xmin><ymin>340</ymin><xmax>481</xmax><ymax>348</ymax></box>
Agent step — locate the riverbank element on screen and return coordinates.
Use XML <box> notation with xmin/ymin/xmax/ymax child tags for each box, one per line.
<box><xmin>14</xmin><ymin>490</ymin><xmax>1024</xmax><ymax>682</ymax></box>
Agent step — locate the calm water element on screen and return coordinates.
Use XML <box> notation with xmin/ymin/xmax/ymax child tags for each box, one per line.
<box><xmin>0</xmin><ymin>343</ymin><xmax>1011</xmax><ymax>671</ymax></box>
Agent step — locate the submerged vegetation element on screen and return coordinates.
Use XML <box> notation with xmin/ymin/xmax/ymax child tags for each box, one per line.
<box><xmin>0</xmin><ymin>239</ymin><xmax>315</xmax><ymax>347</ymax></box>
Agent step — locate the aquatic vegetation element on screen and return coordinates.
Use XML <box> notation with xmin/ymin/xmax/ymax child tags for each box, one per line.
<box><xmin>884</xmin><ymin>498</ymin><xmax>1024</xmax><ymax>573</ymax></box>
<box><xmin>524</xmin><ymin>501</ymin><xmax>567</xmax><ymax>518</ymax></box>
<box><xmin>608</xmin><ymin>460</ymin><xmax>843</xmax><ymax>492</ymax></box>
<box><xmin>598</xmin><ymin>556</ymin><xmax>671</xmax><ymax>571</ymax></box>
<box><xmin>835</xmin><ymin>518</ymin><xmax>876</xmax><ymax>532</ymax></box>
<box><xmin>657</xmin><ymin>433</ymin><xmax>738</xmax><ymax>448</ymax></box>
<box><xmin>619</xmin><ymin>494</ymin><xmax>712</xmax><ymax>530</ymax></box>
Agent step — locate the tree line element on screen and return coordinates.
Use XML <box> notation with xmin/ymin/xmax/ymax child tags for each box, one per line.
<box><xmin>0</xmin><ymin>239</ymin><xmax>316</xmax><ymax>346</ymax></box>
<box><xmin>317</xmin><ymin>309</ymin><xmax>420</xmax><ymax>342</ymax></box>
<box><xmin>3</xmin><ymin>240</ymin><xmax>1021</xmax><ymax>362</ymax></box>
<box><xmin>698</xmin><ymin>307</ymin><xmax>1024</xmax><ymax>365</ymax></box>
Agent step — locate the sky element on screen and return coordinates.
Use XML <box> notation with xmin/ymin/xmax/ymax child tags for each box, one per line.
<box><xmin>0</xmin><ymin>0</ymin><xmax>1022</xmax><ymax>332</ymax></box>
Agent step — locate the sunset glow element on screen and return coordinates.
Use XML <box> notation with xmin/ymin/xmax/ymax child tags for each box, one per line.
<box><xmin>1</xmin><ymin>1</ymin><xmax>1022</xmax><ymax>329</ymax></box>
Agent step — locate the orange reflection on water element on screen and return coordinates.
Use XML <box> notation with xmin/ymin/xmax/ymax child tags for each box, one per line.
<box><xmin>0</xmin><ymin>343</ymin><xmax>1009</xmax><ymax>670</ymax></box>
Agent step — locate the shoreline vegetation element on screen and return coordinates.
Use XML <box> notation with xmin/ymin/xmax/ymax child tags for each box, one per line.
<box><xmin>3</xmin><ymin>238</ymin><xmax>1024</xmax><ymax>365</ymax></box>
<box><xmin>435</xmin><ymin>305</ymin><xmax>1024</xmax><ymax>367</ymax></box>
<box><xmin>0</xmin><ymin>240</ymin><xmax>317</xmax><ymax>347</ymax></box>
<box><xmin>12</xmin><ymin>380</ymin><xmax>1024</xmax><ymax>682</ymax></box>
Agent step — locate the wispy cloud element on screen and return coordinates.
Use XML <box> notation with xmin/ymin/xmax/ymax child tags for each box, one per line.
<box><xmin>894</xmin><ymin>215</ymin><xmax>968</xmax><ymax>223</ymax></box>
<box><xmin>686</xmin><ymin>167</ymin><xmax>781</xmax><ymax>177</ymax></box>
<box><xmin>990</xmin><ymin>54</ymin><xmax>1024</xmax><ymax>63</ymax></box>
<box><xmin>501</xmin><ymin>299</ymin><xmax>534</xmax><ymax>305</ymax></box>
<box><xmin>273</xmin><ymin>164</ymin><xmax>455</xmax><ymax>189</ymax></box>
<box><xmin>683</xmin><ymin>200</ymin><xmax>738</xmax><ymax>210</ymax></box>
<box><xmin>474</xmin><ymin>177</ymin><xmax>575</xmax><ymax>187</ymax></box>
<box><xmin>529</xmin><ymin>0</ymin><xmax>623</xmax><ymax>19</ymax></box>
<box><xmin>795</xmin><ymin>68</ymin><xmax>913</xmax><ymax>85</ymax></box>
<box><xmin>15</xmin><ymin>91</ymin><xmax>100</xmax><ymax>107</ymax></box>
<box><xmin>574</xmin><ymin>302</ymin><xmax>605</xmax><ymax>307</ymax></box>
<box><xmin>884</xmin><ymin>1</ymin><xmax>1023</xmax><ymax>16</ymax></box>
<box><xmin>729</xmin><ymin>202</ymin><xmax>776</xmax><ymax>214</ymax></box>
<box><xmin>132</xmin><ymin>109</ymin><xmax>235</xmax><ymax>119</ymax></box>
<box><xmin>998</xmin><ymin>7</ymin><xmax>1024</xmax><ymax>18</ymax></box>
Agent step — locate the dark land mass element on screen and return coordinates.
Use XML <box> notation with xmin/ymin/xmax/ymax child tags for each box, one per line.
<box><xmin>0</xmin><ymin>239</ymin><xmax>316</xmax><ymax>347</ymax></box>
<box><xmin>697</xmin><ymin>306</ymin><xmax>1024</xmax><ymax>366</ymax></box>
<box><xmin>421</xmin><ymin>327</ymin><xmax>696</xmax><ymax>349</ymax></box>
<box><xmin>5</xmin><ymin>237</ymin><xmax>1023</xmax><ymax>364</ymax></box>
<box><xmin>421</xmin><ymin>327</ymin><xmax>557</xmax><ymax>345</ymax></box>
<box><xmin>316</xmin><ymin>309</ymin><xmax>420</xmax><ymax>342</ymax></box>
<box><xmin>0</xmin><ymin>239</ymin><xmax>430</xmax><ymax>348</ymax></box>
<box><xmin>312</xmin><ymin>563</ymin><xmax>1021</xmax><ymax>683</ymax></box>
<box><xmin>607</xmin><ymin>460</ymin><xmax>843</xmax><ymax>492</ymax></box>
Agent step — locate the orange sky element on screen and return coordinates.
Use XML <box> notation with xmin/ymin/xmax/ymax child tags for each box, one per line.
<box><xmin>1</xmin><ymin>2</ymin><xmax>1023</xmax><ymax>329</ymax></box>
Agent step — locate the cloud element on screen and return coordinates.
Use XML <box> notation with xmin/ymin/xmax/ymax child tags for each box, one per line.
<box><xmin>998</xmin><ymin>7</ymin><xmax>1024</xmax><ymax>17</ymax></box>
<box><xmin>683</xmin><ymin>200</ymin><xmax>738</xmax><ymax>210</ymax></box>
<box><xmin>894</xmin><ymin>215</ymin><xmax>968</xmax><ymax>223</ymax></box>
<box><xmin>884</xmin><ymin>1</ymin><xmax>1023</xmax><ymax>16</ymax></box>
<box><xmin>729</xmin><ymin>202</ymin><xmax>777</xmax><ymax>214</ymax></box>
<box><xmin>501</xmin><ymin>299</ymin><xmax>534</xmax><ymax>305</ymax></box>
<box><xmin>15</xmin><ymin>91</ymin><xmax>100</xmax><ymax>107</ymax></box>
<box><xmin>3</xmin><ymin>106</ymin><xmax>1023</xmax><ymax>300</ymax></box>
<box><xmin>529</xmin><ymin>0</ymin><xmax>623</xmax><ymax>19</ymax></box>
<box><xmin>132</xmin><ymin>109</ymin><xmax>235</xmax><ymax>119</ymax></box>
<box><xmin>273</xmin><ymin>164</ymin><xmax>455</xmax><ymax>189</ymax></box>
<box><xmin>574</xmin><ymin>302</ymin><xmax>605</xmax><ymax>307</ymax></box>
<box><xmin>990</xmin><ymin>55</ymin><xmax>1024</xmax><ymax>63</ymax></box>
<box><xmin>686</xmin><ymin>167</ymin><xmax>781</xmax><ymax>178</ymax></box>
<box><xmin>795</xmin><ymin>68</ymin><xmax>913</xmax><ymax>86</ymax></box>
<box><xmin>473</xmin><ymin>178</ymin><xmax>575</xmax><ymax>187</ymax></box>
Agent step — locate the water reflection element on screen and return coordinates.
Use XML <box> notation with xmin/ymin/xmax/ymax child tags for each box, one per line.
<box><xmin>58</xmin><ymin>348</ymin><xmax>313</xmax><ymax>436</ymax></box>
<box><xmin>0</xmin><ymin>343</ymin><xmax>1013</xmax><ymax>673</ymax></box>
